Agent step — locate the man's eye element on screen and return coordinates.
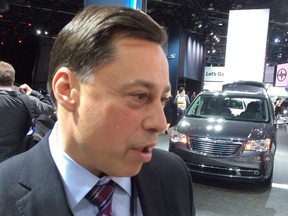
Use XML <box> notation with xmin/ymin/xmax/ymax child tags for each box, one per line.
<box><xmin>133</xmin><ymin>93</ymin><xmax>148</xmax><ymax>101</ymax></box>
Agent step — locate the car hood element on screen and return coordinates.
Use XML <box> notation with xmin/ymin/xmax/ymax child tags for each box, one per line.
<box><xmin>176</xmin><ymin>117</ymin><xmax>272</xmax><ymax>140</ymax></box>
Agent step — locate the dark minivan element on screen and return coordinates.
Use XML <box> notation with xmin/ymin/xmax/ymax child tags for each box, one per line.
<box><xmin>169</xmin><ymin>81</ymin><xmax>276</xmax><ymax>185</ymax></box>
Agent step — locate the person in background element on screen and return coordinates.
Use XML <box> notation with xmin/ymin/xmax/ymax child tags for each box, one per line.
<box><xmin>164</xmin><ymin>90</ymin><xmax>174</xmax><ymax>134</ymax></box>
<box><xmin>0</xmin><ymin>61</ymin><xmax>54</xmax><ymax>163</ymax></box>
<box><xmin>186</xmin><ymin>90</ymin><xmax>191</xmax><ymax>99</ymax></box>
<box><xmin>274</xmin><ymin>97</ymin><xmax>283</xmax><ymax>116</ymax></box>
<box><xmin>190</xmin><ymin>91</ymin><xmax>197</xmax><ymax>102</ymax></box>
<box><xmin>280</xmin><ymin>97</ymin><xmax>288</xmax><ymax>109</ymax></box>
<box><xmin>175</xmin><ymin>86</ymin><xmax>190</xmax><ymax>120</ymax></box>
<box><xmin>0</xmin><ymin>6</ymin><xmax>195</xmax><ymax>216</ymax></box>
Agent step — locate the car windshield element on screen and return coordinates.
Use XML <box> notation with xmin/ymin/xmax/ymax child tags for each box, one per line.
<box><xmin>186</xmin><ymin>94</ymin><xmax>270</xmax><ymax>123</ymax></box>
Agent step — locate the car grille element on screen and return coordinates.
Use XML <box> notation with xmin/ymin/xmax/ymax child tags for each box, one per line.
<box><xmin>189</xmin><ymin>137</ymin><xmax>242</xmax><ymax>156</ymax></box>
<box><xmin>184</xmin><ymin>162</ymin><xmax>262</xmax><ymax>178</ymax></box>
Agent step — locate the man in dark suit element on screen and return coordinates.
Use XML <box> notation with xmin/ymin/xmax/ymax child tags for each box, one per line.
<box><xmin>0</xmin><ymin>6</ymin><xmax>195</xmax><ymax>216</ymax></box>
<box><xmin>0</xmin><ymin>61</ymin><xmax>54</xmax><ymax>162</ymax></box>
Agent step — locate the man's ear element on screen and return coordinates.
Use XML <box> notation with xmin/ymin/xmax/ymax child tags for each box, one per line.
<box><xmin>52</xmin><ymin>67</ymin><xmax>80</xmax><ymax>112</ymax></box>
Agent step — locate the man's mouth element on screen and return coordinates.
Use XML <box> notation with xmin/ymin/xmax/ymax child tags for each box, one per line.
<box><xmin>132</xmin><ymin>144</ymin><xmax>155</xmax><ymax>162</ymax></box>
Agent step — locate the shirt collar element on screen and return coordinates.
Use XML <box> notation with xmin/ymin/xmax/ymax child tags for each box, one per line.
<box><xmin>49</xmin><ymin>122</ymin><xmax>131</xmax><ymax>209</ymax></box>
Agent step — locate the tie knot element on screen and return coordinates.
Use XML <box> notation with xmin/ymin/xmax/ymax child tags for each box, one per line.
<box><xmin>85</xmin><ymin>180</ymin><xmax>116</xmax><ymax>216</ymax></box>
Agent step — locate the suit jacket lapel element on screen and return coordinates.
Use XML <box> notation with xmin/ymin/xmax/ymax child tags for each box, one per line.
<box><xmin>134</xmin><ymin>162</ymin><xmax>166</xmax><ymax>216</ymax></box>
<box><xmin>16</xmin><ymin>135</ymin><xmax>73</xmax><ymax>216</ymax></box>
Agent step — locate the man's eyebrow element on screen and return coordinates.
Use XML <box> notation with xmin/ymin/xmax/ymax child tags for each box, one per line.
<box><xmin>122</xmin><ymin>79</ymin><xmax>170</xmax><ymax>91</ymax></box>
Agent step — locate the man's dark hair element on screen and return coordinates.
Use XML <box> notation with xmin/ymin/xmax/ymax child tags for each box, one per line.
<box><xmin>0</xmin><ymin>61</ymin><xmax>15</xmax><ymax>86</ymax></box>
<box><xmin>47</xmin><ymin>6</ymin><xmax>168</xmax><ymax>104</ymax></box>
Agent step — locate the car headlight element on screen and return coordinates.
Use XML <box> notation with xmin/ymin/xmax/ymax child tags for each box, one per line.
<box><xmin>170</xmin><ymin>130</ymin><xmax>189</xmax><ymax>145</ymax></box>
<box><xmin>244</xmin><ymin>138</ymin><xmax>271</xmax><ymax>152</ymax></box>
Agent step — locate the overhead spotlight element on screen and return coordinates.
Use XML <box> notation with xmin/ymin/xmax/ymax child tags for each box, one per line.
<box><xmin>217</xmin><ymin>21</ymin><xmax>223</xmax><ymax>26</ymax></box>
<box><xmin>195</xmin><ymin>20</ymin><xmax>203</xmax><ymax>28</ymax></box>
<box><xmin>36</xmin><ymin>29</ymin><xmax>41</xmax><ymax>35</ymax></box>
<box><xmin>208</xmin><ymin>3</ymin><xmax>214</xmax><ymax>11</ymax></box>
<box><xmin>44</xmin><ymin>31</ymin><xmax>48</xmax><ymax>35</ymax></box>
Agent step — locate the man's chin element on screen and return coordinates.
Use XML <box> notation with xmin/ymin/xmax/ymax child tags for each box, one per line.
<box><xmin>112</xmin><ymin>164</ymin><xmax>144</xmax><ymax>177</ymax></box>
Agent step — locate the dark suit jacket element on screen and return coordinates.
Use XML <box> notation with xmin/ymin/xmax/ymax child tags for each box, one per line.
<box><xmin>0</xmin><ymin>134</ymin><xmax>195</xmax><ymax>216</ymax></box>
<box><xmin>0</xmin><ymin>89</ymin><xmax>54</xmax><ymax>162</ymax></box>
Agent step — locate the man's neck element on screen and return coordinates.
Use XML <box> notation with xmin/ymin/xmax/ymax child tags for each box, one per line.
<box><xmin>0</xmin><ymin>85</ymin><xmax>13</xmax><ymax>90</ymax></box>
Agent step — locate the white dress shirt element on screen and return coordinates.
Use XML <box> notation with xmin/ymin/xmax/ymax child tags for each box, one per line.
<box><xmin>49</xmin><ymin>123</ymin><xmax>143</xmax><ymax>216</ymax></box>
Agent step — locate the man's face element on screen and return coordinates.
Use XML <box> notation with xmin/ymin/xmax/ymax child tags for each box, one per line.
<box><xmin>66</xmin><ymin>38</ymin><xmax>170</xmax><ymax>177</ymax></box>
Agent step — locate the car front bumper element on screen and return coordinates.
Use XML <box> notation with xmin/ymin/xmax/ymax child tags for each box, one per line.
<box><xmin>169</xmin><ymin>142</ymin><xmax>275</xmax><ymax>182</ymax></box>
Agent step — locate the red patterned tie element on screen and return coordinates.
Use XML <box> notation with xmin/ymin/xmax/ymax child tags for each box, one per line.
<box><xmin>85</xmin><ymin>180</ymin><xmax>116</xmax><ymax>216</ymax></box>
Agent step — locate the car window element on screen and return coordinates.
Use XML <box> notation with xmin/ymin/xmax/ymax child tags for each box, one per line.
<box><xmin>186</xmin><ymin>95</ymin><xmax>270</xmax><ymax>122</ymax></box>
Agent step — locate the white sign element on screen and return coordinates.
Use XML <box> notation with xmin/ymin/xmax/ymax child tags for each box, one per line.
<box><xmin>203</xmin><ymin>82</ymin><xmax>223</xmax><ymax>91</ymax></box>
<box><xmin>204</xmin><ymin>66</ymin><xmax>225</xmax><ymax>82</ymax></box>
<box><xmin>275</xmin><ymin>63</ymin><xmax>288</xmax><ymax>87</ymax></box>
<box><xmin>224</xmin><ymin>9</ymin><xmax>269</xmax><ymax>83</ymax></box>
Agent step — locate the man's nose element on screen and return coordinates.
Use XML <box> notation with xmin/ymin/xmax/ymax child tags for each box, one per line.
<box><xmin>143</xmin><ymin>102</ymin><xmax>167</xmax><ymax>133</ymax></box>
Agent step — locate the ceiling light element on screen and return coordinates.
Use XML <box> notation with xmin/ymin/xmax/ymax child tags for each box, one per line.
<box><xmin>208</xmin><ymin>3</ymin><xmax>214</xmax><ymax>11</ymax></box>
<box><xmin>274</xmin><ymin>38</ymin><xmax>280</xmax><ymax>43</ymax></box>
